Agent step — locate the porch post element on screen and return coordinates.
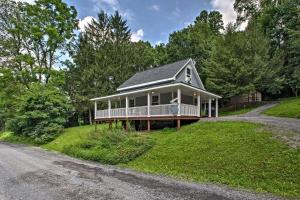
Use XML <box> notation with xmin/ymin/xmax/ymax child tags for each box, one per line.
<box><xmin>147</xmin><ymin>92</ymin><xmax>150</xmax><ymax>117</ymax></box>
<box><xmin>94</xmin><ymin>100</ymin><xmax>97</xmax><ymax>119</ymax></box>
<box><xmin>108</xmin><ymin>99</ymin><xmax>111</xmax><ymax>118</ymax></box>
<box><xmin>177</xmin><ymin>88</ymin><xmax>181</xmax><ymax>116</ymax></box>
<box><xmin>208</xmin><ymin>97</ymin><xmax>212</xmax><ymax>118</ymax></box>
<box><xmin>215</xmin><ymin>98</ymin><xmax>219</xmax><ymax>117</ymax></box>
<box><xmin>197</xmin><ymin>94</ymin><xmax>201</xmax><ymax>117</ymax></box>
<box><xmin>125</xmin><ymin>96</ymin><xmax>129</xmax><ymax>117</ymax></box>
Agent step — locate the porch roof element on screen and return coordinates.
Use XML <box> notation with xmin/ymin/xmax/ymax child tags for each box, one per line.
<box><xmin>91</xmin><ymin>83</ymin><xmax>221</xmax><ymax>101</ymax></box>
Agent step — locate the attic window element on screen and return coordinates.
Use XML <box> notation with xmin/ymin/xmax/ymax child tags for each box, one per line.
<box><xmin>185</xmin><ymin>67</ymin><xmax>192</xmax><ymax>83</ymax></box>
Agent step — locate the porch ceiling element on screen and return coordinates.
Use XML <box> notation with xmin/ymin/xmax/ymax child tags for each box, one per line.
<box><xmin>91</xmin><ymin>83</ymin><xmax>221</xmax><ymax>101</ymax></box>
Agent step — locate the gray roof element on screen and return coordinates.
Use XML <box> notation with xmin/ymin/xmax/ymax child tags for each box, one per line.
<box><xmin>118</xmin><ymin>59</ymin><xmax>190</xmax><ymax>91</ymax></box>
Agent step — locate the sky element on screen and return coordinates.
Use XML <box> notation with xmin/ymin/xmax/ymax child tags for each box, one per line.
<box><xmin>18</xmin><ymin>0</ymin><xmax>239</xmax><ymax>45</ymax></box>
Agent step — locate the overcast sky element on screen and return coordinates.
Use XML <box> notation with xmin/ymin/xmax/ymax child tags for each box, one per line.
<box><xmin>19</xmin><ymin>0</ymin><xmax>239</xmax><ymax>45</ymax></box>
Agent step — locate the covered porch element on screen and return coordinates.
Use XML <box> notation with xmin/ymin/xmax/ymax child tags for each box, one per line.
<box><xmin>91</xmin><ymin>83</ymin><xmax>221</xmax><ymax>130</ymax></box>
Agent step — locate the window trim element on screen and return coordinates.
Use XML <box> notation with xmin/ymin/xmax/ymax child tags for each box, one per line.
<box><xmin>185</xmin><ymin>66</ymin><xmax>192</xmax><ymax>83</ymax></box>
<box><xmin>151</xmin><ymin>94</ymin><xmax>160</xmax><ymax>105</ymax></box>
<box><xmin>129</xmin><ymin>98</ymin><xmax>135</xmax><ymax>107</ymax></box>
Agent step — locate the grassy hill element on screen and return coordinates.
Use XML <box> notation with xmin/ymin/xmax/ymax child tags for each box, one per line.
<box><xmin>126</xmin><ymin>122</ymin><xmax>300</xmax><ymax>198</ymax></box>
<box><xmin>263</xmin><ymin>97</ymin><xmax>300</xmax><ymax>118</ymax></box>
<box><xmin>1</xmin><ymin>121</ymin><xmax>300</xmax><ymax>198</ymax></box>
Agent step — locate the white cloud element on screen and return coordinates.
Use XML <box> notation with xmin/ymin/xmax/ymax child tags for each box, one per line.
<box><xmin>15</xmin><ymin>0</ymin><xmax>35</xmax><ymax>4</ymax></box>
<box><xmin>131</xmin><ymin>29</ymin><xmax>144</xmax><ymax>42</ymax></box>
<box><xmin>211</xmin><ymin>0</ymin><xmax>247</xmax><ymax>30</ymax></box>
<box><xmin>172</xmin><ymin>7</ymin><xmax>181</xmax><ymax>17</ymax></box>
<box><xmin>155</xmin><ymin>40</ymin><xmax>162</xmax><ymax>45</ymax></box>
<box><xmin>211</xmin><ymin>0</ymin><xmax>236</xmax><ymax>26</ymax></box>
<box><xmin>101</xmin><ymin>0</ymin><xmax>119</xmax><ymax>7</ymax></box>
<box><xmin>150</xmin><ymin>4</ymin><xmax>160</xmax><ymax>11</ymax></box>
<box><xmin>79</xmin><ymin>16</ymin><xmax>95</xmax><ymax>32</ymax></box>
<box><xmin>92</xmin><ymin>0</ymin><xmax>134</xmax><ymax>21</ymax></box>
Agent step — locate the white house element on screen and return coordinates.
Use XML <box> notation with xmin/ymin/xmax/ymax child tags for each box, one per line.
<box><xmin>91</xmin><ymin>58</ymin><xmax>221</xmax><ymax>130</ymax></box>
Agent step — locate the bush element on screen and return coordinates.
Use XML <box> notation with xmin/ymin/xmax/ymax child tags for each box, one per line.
<box><xmin>8</xmin><ymin>84</ymin><xmax>71</xmax><ymax>144</ymax></box>
<box><xmin>62</xmin><ymin>129</ymin><xmax>155</xmax><ymax>164</ymax></box>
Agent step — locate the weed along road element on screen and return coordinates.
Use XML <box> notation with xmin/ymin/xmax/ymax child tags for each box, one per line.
<box><xmin>0</xmin><ymin>142</ymin><xmax>282</xmax><ymax>200</ymax></box>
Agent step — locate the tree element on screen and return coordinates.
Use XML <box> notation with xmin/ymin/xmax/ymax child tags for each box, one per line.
<box><xmin>235</xmin><ymin>0</ymin><xmax>300</xmax><ymax>96</ymax></box>
<box><xmin>0</xmin><ymin>68</ymin><xmax>24</xmax><ymax>131</ymax></box>
<box><xmin>8</xmin><ymin>83</ymin><xmax>72</xmax><ymax>143</ymax></box>
<box><xmin>162</xmin><ymin>10</ymin><xmax>223</xmax><ymax>82</ymax></box>
<box><xmin>208</xmin><ymin>11</ymin><xmax>224</xmax><ymax>33</ymax></box>
<box><xmin>204</xmin><ymin>23</ymin><xmax>281</xmax><ymax>100</ymax></box>
<box><xmin>66</xmin><ymin>11</ymin><xmax>155</xmax><ymax>123</ymax></box>
<box><xmin>0</xmin><ymin>0</ymin><xmax>78</xmax><ymax>85</ymax></box>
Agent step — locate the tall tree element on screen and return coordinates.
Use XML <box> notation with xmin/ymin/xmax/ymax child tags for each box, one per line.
<box><xmin>0</xmin><ymin>0</ymin><xmax>78</xmax><ymax>85</ymax></box>
<box><xmin>235</xmin><ymin>0</ymin><xmax>300</xmax><ymax>96</ymax></box>
<box><xmin>21</xmin><ymin>0</ymin><xmax>78</xmax><ymax>83</ymax></box>
<box><xmin>67</xmin><ymin>11</ymin><xmax>155</xmax><ymax>123</ymax></box>
<box><xmin>204</xmin><ymin>23</ymin><xmax>282</xmax><ymax>100</ymax></box>
<box><xmin>161</xmin><ymin>10</ymin><xmax>224</xmax><ymax>82</ymax></box>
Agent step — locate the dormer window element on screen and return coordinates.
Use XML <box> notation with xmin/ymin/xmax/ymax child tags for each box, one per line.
<box><xmin>185</xmin><ymin>67</ymin><xmax>192</xmax><ymax>83</ymax></box>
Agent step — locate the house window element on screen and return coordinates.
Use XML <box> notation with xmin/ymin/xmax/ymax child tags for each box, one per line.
<box><xmin>151</xmin><ymin>95</ymin><xmax>159</xmax><ymax>105</ymax></box>
<box><xmin>129</xmin><ymin>98</ymin><xmax>135</xmax><ymax>107</ymax></box>
<box><xmin>185</xmin><ymin>67</ymin><xmax>192</xmax><ymax>83</ymax></box>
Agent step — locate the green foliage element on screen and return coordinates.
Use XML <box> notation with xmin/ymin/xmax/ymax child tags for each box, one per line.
<box><xmin>44</xmin><ymin>125</ymin><xmax>154</xmax><ymax>165</ymax></box>
<box><xmin>204</xmin><ymin>24</ymin><xmax>278</xmax><ymax>99</ymax></box>
<box><xmin>165</xmin><ymin>22</ymin><xmax>213</xmax><ymax>78</ymax></box>
<box><xmin>0</xmin><ymin>68</ymin><xmax>25</xmax><ymax>131</ymax></box>
<box><xmin>263</xmin><ymin>97</ymin><xmax>300</xmax><ymax>118</ymax></box>
<box><xmin>0</xmin><ymin>0</ymin><xmax>77</xmax><ymax>85</ymax></box>
<box><xmin>8</xmin><ymin>84</ymin><xmax>72</xmax><ymax>144</ymax></box>
<box><xmin>234</xmin><ymin>0</ymin><xmax>300</xmax><ymax>97</ymax></box>
<box><xmin>67</xmin><ymin>10</ymin><xmax>155</xmax><ymax>116</ymax></box>
<box><xmin>127</xmin><ymin>121</ymin><xmax>300</xmax><ymax>198</ymax></box>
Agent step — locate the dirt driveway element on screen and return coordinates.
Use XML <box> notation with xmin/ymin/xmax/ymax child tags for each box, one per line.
<box><xmin>0</xmin><ymin>142</ymin><xmax>283</xmax><ymax>200</ymax></box>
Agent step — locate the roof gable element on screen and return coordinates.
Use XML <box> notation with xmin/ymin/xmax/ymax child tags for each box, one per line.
<box><xmin>117</xmin><ymin>59</ymin><xmax>191</xmax><ymax>91</ymax></box>
<box><xmin>174</xmin><ymin>62</ymin><xmax>205</xmax><ymax>90</ymax></box>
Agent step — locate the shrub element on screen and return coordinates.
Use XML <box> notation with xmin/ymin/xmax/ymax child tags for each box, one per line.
<box><xmin>62</xmin><ymin>129</ymin><xmax>155</xmax><ymax>164</ymax></box>
<box><xmin>8</xmin><ymin>84</ymin><xmax>72</xmax><ymax>144</ymax></box>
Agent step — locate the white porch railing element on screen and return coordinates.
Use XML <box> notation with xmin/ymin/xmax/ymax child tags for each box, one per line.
<box><xmin>150</xmin><ymin>104</ymin><xmax>177</xmax><ymax>116</ymax></box>
<box><xmin>180</xmin><ymin>104</ymin><xmax>198</xmax><ymax>116</ymax></box>
<box><xmin>128</xmin><ymin>106</ymin><xmax>148</xmax><ymax>117</ymax></box>
<box><xmin>95</xmin><ymin>103</ymin><xmax>199</xmax><ymax>119</ymax></box>
<box><xmin>96</xmin><ymin>109</ymin><xmax>109</xmax><ymax>118</ymax></box>
<box><xmin>111</xmin><ymin>108</ymin><xmax>126</xmax><ymax>117</ymax></box>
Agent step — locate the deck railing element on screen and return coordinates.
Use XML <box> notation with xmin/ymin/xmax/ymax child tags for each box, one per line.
<box><xmin>95</xmin><ymin>103</ymin><xmax>199</xmax><ymax>119</ymax></box>
<box><xmin>128</xmin><ymin>106</ymin><xmax>148</xmax><ymax>117</ymax></box>
<box><xmin>180</xmin><ymin>104</ymin><xmax>198</xmax><ymax>116</ymax></box>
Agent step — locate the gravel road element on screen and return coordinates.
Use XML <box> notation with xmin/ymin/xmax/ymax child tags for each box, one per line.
<box><xmin>0</xmin><ymin>142</ymin><xmax>283</xmax><ymax>200</ymax></box>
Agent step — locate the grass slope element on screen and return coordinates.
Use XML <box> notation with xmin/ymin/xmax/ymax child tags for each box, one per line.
<box><xmin>0</xmin><ymin>131</ymin><xmax>36</xmax><ymax>145</ymax></box>
<box><xmin>43</xmin><ymin>125</ymin><xmax>154</xmax><ymax>164</ymax></box>
<box><xmin>126</xmin><ymin>122</ymin><xmax>300</xmax><ymax>198</ymax></box>
<box><xmin>263</xmin><ymin>97</ymin><xmax>300</xmax><ymax>118</ymax></box>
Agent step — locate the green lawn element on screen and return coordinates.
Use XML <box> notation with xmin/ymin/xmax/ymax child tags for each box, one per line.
<box><xmin>263</xmin><ymin>97</ymin><xmax>300</xmax><ymax>118</ymax></box>
<box><xmin>219</xmin><ymin>104</ymin><xmax>261</xmax><ymax>116</ymax></box>
<box><xmin>1</xmin><ymin>121</ymin><xmax>300</xmax><ymax>198</ymax></box>
<box><xmin>126</xmin><ymin>122</ymin><xmax>300</xmax><ymax>198</ymax></box>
